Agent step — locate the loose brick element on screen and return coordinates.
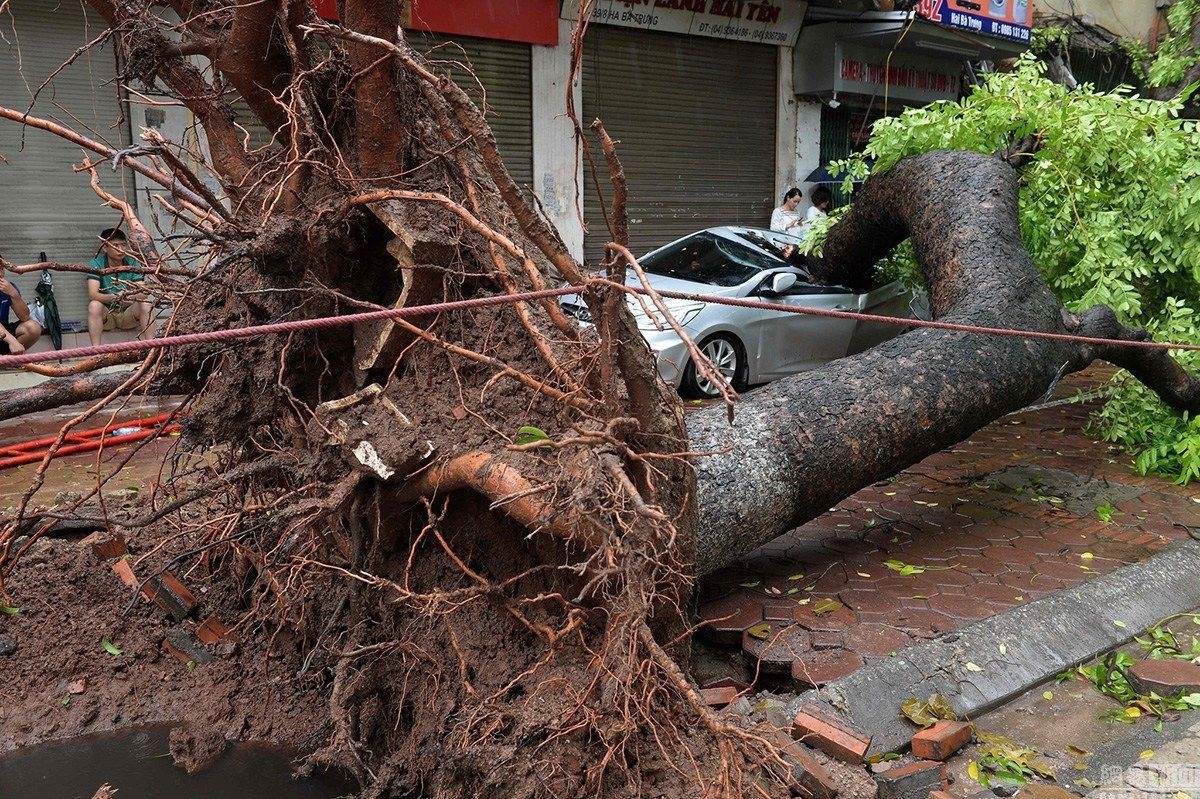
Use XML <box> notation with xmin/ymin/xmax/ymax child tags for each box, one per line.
<box><xmin>111</xmin><ymin>559</ymin><xmax>139</xmax><ymax>590</ymax></box>
<box><xmin>874</xmin><ymin>759</ymin><xmax>947</xmax><ymax>799</ymax></box>
<box><xmin>699</xmin><ymin>686</ymin><xmax>740</xmax><ymax>708</ymax></box>
<box><xmin>1126</xmin><ymin>659</ymin><xmax>1200</xmax><ymax>696</ymax></box>
<box><xmin>141</xmin><ymin>572</ymin><xmax>198</xmax><ymax>621</ymax></box>
<box><xmin>195</xmin><ymin>615</ymin><xmax>236</xmax><ymax>645</ymax></box>
<box><xmin>82</xmin><ymin>530</ymin><xmax>126</xmax><ymax>561</ymax></box>
<box><xmin>911</xmin><ymin>720</ymin><xmax>972</xmax><ymax>761</ymax></box>
<box><xmin>162</xmin><ymin>629</ymin><xmax>214</xmax><ymax>667</ymax></box>
<box><xmin>762</xmin><ymin>727</ymin><xmax>838</xmax><ymax>799</ymax></box>
<box><xmin>782</xmin><ymin>740</ymin><xmax>839</xmax><ymax>799</ymax></box>
<box><xmin>791</xmin><ymin>703</ymin><xmax>871</xmax><ymax>763</ymax></box>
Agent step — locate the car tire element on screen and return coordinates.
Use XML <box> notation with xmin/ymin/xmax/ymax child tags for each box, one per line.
<box><xmin>679</xmin><ymin>334</ymin><xmax>746</xmax><ymax>399</ymax></box>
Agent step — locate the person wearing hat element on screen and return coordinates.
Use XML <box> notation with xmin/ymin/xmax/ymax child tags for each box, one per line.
<box><xmin>86</xmin><ymin>228</ymin><xmax>154</xmax><ymax>346</ymax></box>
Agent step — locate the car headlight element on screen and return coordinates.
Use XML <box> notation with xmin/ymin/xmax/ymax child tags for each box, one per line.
<box><xmin>635</xmin><ymin>303</ymin><xmax>704</xmax><ymax>331</ymax></box>
<box><xmin>561</xmin><ymin>301</ymin><xmax>593</xmax><ymax>324</ymax></box>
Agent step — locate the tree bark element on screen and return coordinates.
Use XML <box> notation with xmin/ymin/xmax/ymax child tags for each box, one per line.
<box><xmin>689</xmin><ymin>150</ymin><xmax>1200</xmax><ymax>574</ymax></box>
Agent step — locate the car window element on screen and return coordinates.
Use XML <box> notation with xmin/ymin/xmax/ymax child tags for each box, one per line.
<box><xmin>641</xmin><ymin>232</ymin><xmax>783</xmax><ymax>287</ymax></box>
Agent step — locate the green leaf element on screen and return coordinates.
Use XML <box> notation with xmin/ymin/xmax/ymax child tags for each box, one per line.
<box><xmin>0</xmin><ymin>604</ymin><xmax>19</xmax><ymax>615</ymax></box>
<box><xmin>812</xmin><ymin>598</ymin><xmax>843</xmax><ymax>615</ymax></box>
<box><xmin>101</xmin><ymin>637</ymin><xmax>123</xmax><ymax>656</ymax></box>
<box><xmin>513</xmin><ymin>425</ymin><xmax>551</xmax><ymax>446</ymax></box>
<box><xmin>746</xmin><ymin>622</ymin><xmax>772</xmax><ymax>640</ymax></box>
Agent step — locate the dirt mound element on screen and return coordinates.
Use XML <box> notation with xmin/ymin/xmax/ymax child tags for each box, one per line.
<box><xmin>0</xmin><ymin>533</ymin><xmax>329</xmax><ymax>759</ymax></box>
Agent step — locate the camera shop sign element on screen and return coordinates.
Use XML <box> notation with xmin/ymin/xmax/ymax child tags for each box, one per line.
<box><xmin>561</xmin><ymin>0</ymin><xmax>807</xmax><ymax>46</ymax></box>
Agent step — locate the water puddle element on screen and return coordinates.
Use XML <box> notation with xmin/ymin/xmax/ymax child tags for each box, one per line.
<box><xmin>0</xmin><ymin>726</ymin><xmax>357</xmax><ymax>798</ymax></box>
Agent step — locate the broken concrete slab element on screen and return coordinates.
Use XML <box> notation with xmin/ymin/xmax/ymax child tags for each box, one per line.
<box><xmin>786</xmin><ymin>538</ymin><xmax>1200</xmax><ymax>756</ymax></box>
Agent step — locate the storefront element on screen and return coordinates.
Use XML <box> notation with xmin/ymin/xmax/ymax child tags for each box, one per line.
<box><xmin>797</xmin><ymin>4</ymin><xmax>1033</xmax><ymax>203</ymax></box>
<box><xmin>564</xmin><ymin>1</ymin><xmax>805</xmax><ymax>264</ymax></box>
<box><xmin>0</xmin><ymin>0</ymin><xmax>131</xmax><ymax>326</ymax></box>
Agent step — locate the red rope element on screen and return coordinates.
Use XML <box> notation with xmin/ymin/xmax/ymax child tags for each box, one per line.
<box><xmin>0</xmin><ymin>285</ymin><xmax>583</xmax><ymax>369</ymax></box>
<box><xmin>1</xmin><ymin>282</ymin><xmax>1195</xmax><ymax>371</ymax></box>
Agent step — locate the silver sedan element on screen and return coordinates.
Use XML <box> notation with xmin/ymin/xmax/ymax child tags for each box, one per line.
<box><xmin>563</xmin><ymin>226</ymin><xmax>925</xmax><ymax>398</ymax></box>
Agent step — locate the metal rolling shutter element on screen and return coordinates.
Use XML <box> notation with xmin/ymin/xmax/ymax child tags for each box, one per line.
<box><xmin>581</xmin><ymin>27</ymin><xmax>777</xmax><ymax>266</ymax></box>
<box><xmin>414</xmin><ymin>33</ymin><xmax>533</xmax><ymax>191</ymax></box>
<box><xmin>0</xmin><ymin>1</ymin><xmax>130</xmax><ymax>326</ymax></box>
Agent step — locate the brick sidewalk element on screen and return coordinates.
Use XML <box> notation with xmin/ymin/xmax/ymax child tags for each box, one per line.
<box><xmin>696</xmin><ymin>367</ymin><xmax>1200</xmax><ymax>688</ymax></box>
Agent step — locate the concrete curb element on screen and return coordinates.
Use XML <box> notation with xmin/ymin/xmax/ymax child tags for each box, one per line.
<box><xmin>784</xmin><ymin>537</ymin><xmax>1200</xmax><ymax>756</ymax></box>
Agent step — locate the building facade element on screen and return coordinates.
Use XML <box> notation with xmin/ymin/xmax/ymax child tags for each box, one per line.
<box><xmin>1</xmin><ymin>0</ymin><xmax>1045</xmax><ymax>326</ymax></box>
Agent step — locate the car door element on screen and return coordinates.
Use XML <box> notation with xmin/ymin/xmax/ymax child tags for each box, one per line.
<box><xmin>746</xmin><ymin>272</ymin><xmax>860</xmax><ymax>380</ymax></box>
<box><xmin>847</xmin><ymin>281</ymin><xmax>917</xmax><ymax>355</ymax></box>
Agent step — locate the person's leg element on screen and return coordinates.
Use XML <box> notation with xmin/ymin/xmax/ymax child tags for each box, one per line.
<box><xmin>133</xmin><ymin>299</ymin><xmax>155</xmax><ymax>340</ymax></box>
<box><xmin>87</xmin><ymin>299</ymin><xmax>106</xmax><ymax>346</ymax></box>
<box><xmin>0</xmin><ymin>320</ymin><xmax>19</xmax><ymax>355</ymax></box>
<box><xmin>15</xmin><ymin>319</ymin><xmax>41</xmax><ymax>348</ymax></box>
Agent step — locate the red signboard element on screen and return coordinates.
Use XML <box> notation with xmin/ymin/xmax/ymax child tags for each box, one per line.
<box><xmin>309</xmin><ymin>0</ymin><xmax>559</xmax><ymax>46</ymax></box>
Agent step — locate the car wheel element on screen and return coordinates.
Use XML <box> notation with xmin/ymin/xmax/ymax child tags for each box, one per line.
<box><xmin>680</xmin><ymin>334</ymin><xmax>746</xmax><ymax>399</ymax></box>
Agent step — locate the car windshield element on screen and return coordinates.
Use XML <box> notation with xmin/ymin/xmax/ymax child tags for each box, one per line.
<box><xmin>639</xmin><ymin>230</ymin><xmax>796</xmax><ymax>287</ymax></box>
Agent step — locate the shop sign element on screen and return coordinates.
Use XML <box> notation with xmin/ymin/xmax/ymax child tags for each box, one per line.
<box><xmin>561</xmin><ymin>0</ymin><xmax>807</xmax><ymax>47</ymax></box>
<box><xmin>914</xmin><ymin>0</ymin><xmax>1033</xmax><ymax>44</ymax></box>
<box><xmin>308</xmin><ymin>0</ymin><xmax>559</xmax><ymax>46</ymax></box>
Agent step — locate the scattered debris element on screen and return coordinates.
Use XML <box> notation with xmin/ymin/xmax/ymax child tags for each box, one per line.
<box><xmin>911</xmin><ymin>719</ymin><xmax>973</xmax><ymax>761</ymax></box>
<box><xmin>792</xmin><ymin>703</ymin><xmax>872</xmax><ymax>763</ymax></box>
<box><xmin>874</xmin><ymin>758</ymin><xmax>947</xmax><ymax>799</ymax></box>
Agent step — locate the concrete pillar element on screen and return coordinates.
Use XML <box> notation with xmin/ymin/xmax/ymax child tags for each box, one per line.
<box><xmin>531</xmin><ymin>19</ymin><xmax>584</xmax><ymax>263</ymax></box>
<box><xmin>775</xmin><ymin>44</ymin><xmax>799</xmax><ymax>203</ymax></box>
<box><xmin>795</xmin><ymin>100</ymin><xmax>823</xmax><ymax>213</ymax></box>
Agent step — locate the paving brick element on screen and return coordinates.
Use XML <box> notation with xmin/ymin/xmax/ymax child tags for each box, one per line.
<box><xmin>810</xmin><ymin>629</ymin><xmax>846</xmax><ymax>650</ymax></box>
<box><xmin>743</xmin><ymin>625</ymin><xmax>811</xmax><ymax>673</ymax></box>
<box><xmin>781</xmin><ymin>740</ymin><xmax>839</xmax><ymax>799</ymax></box>
<box><xmin>926</xmin><ymin>593</ymin><xmax>995</xmax><ymax>621</ymax></box>
<box><xmin>792</xmin><ymin>648</ymin><xmax>864</xmax><ymax>687</ymax></box>
<box><xmin>794</xmin><ymin>605</ymin><xmax>858</xmax><ymax>632</ymax></box>
<box><xmin>965</xmin><ymin>583</ymin><xmax>1026</xmax><ymax>607</ymax></box>
<box><xmin>892</xmin><ymin>607</ymin><xmax>955</xmax><ymax>636</ymax></box>
<box><xmin>791</xmin><ymin>703</ymin><xmax>871</xmax><ymax>763</ymax></box>
<box><xmin>910</xmin><ymin>720</ymin><xmax>972</xmax><ymax>760</ymax></box>
<box><xmin>697</xmin><ymin>593</ymin><xmax>763</xmax><ymax>646</ymax></box>
<box><xmin>760</xmin><ymin>728</ymin><xmax>839</xmax><ymax>799</ymax></box>
<box><xmin>840</xmin><ymin>590</ymin><xmax>902</xmax><ymax>615</ymax></box>
<box><xmin>874</xmin><ymin>759</ymin><xmax>947</xmax><ymax>799</ymax></box>
<box><xmin>843</xmin><ymin>623</ymin><xmax>912</xmax><ymax>657</ymax></box>
<box><xmin>1126</xmin><ymin>659</ymin><xmax>1200</xmax><ymax>696</ymax></box>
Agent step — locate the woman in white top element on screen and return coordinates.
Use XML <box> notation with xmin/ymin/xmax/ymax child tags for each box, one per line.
<box><xmin>799</xmin><ymin>185</ymin><xmax>833</xmax><ymax>237</ymax></box>
<box><xmin>770</xmin><ymin>188</ymin><xmax>804</xmax><ymax>233</ymax></box>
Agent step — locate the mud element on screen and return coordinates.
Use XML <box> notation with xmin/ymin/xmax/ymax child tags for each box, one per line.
<box><xmin>0</xmin><ymin>530</ymin><xmax>332</xmax><ymax>762</ymax></box>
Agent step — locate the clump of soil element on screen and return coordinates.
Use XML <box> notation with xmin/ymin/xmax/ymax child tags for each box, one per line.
<box><xmin>0</xmin><ymin>533</ymin><xmax>329</xmax><ymax>760</ymax></box>
<box><xmin>169</xmin><ymin>721</ymin><xmax>228</xmax><ymax>773</ymax></box>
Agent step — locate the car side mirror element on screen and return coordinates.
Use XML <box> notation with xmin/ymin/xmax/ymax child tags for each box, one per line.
<box><xmin>770</xmin><ymin>273</ymin><xmax>798</xmax><ymax>294</ymax></box>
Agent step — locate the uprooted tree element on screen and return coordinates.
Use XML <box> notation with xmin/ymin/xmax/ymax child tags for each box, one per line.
<box><xmin>3</xmin><ymin>5</ymin><xmax>1200</xmax><ymax>798</ymax></box>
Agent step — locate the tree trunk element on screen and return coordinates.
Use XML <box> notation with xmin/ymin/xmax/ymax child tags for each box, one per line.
<box><xmin>3</xmin><ymin>12</ymin><xmax>1200</xmax><ymax>799</ymax></box>
<box><xmin>691</xmin><ymin>149</ymin><xmax>1200</xmax><ymax>573</ymax></box>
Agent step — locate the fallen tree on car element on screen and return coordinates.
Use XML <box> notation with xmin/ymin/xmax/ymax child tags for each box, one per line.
<box><xmin>1</xmin><ymin>6</ymin><xmax>1199</xmax><ymax>798</ymax></box>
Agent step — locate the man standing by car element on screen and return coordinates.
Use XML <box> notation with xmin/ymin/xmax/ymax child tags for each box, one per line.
<box><xmin>0</xmin><ymin>264</ymin><xmax>42</xmax><ymax>355</ymax></box>
<box><xmin>86</xmin><ymin>228</ymin><xmax>154</xmax><ymax>346</ymax></box>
